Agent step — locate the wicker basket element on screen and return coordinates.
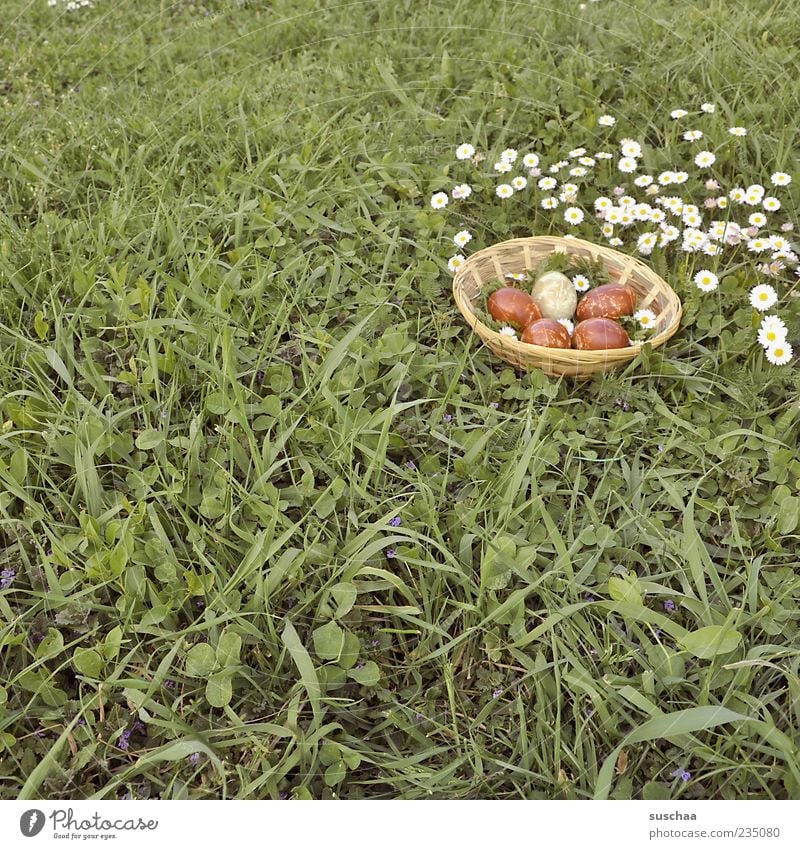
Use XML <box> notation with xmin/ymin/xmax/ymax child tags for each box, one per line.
<box><xmin>452</xmin><ymin>235</ymin><xmax>682</xmax><ymax>377</ymax></box>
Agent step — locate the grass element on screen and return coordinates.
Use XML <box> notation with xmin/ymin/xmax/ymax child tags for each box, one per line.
<box><xmin>0</xmin><ymin>0</ymin><xmax>799</xmax><ymax>801</ymax></box>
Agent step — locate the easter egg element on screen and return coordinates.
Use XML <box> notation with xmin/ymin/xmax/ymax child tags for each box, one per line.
<box><xmin>530</xmin><ymin>271</ymin><xmax>578</xmax><ymax>320</ymax></box>
<box><xmin>572</xmin><ymin>318</ymin><xmax>631</xmax><ymax>350</ymax></box>
<box><xmin>521</xmin><ymin>319</ymin><xmax>572</xmax><ymax>348</ymax></box>
<box><xmin>575</xmin><ymin>283</ymin><xmax>637</xmax><ymax>322</ymax></box>
<box><xmin>487</xmin><ymin>287</ymin><xmax>542</xmax><ymax>328</ymax></box>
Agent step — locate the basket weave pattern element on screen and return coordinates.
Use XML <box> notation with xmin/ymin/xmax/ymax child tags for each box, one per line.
<box><xmin>452</xmin><ymin>235</ymin><xmax>683</xmax><ymax>377</ymax></box>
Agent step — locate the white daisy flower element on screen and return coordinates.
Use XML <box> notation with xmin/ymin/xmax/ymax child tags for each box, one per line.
<box><xmin>729</xmin><ymin>127</ymin><xmax>747</xmax><ymax>136</ymax></box>
<box><xmin>716</xmin><ymin>197</ymin><xmax>728</xmax><ymax>209</ymax></box>
<box><xmin>682</xmin><ymin>228</ymin><xmax>708</xmax><ymax>251</ymax></box>
<box><xmin>562</xmin><ymin>182</ymin><xmax>579</xmax><ymax>196</ymax></box>
<box><xmin>634</xmin><ymin>203</ymin><xmax>653</xmax><ymax>221</ymax></box>
<box><xmin>456</xmin><ymin>143</ymin><xmax>475</xmax><ymax>160</ymax></box>
<box><xmin>729</xmin><ymin>187</ymin><xmax>746</xmax><ymax>203</ymax></box>
<box><xmin>670</xmin><ymin>109</ymin><xmax>688</xmax><ymax>119</ymax></box>
<box><xmin>564</xmin><ymin>207</ymin><xmax>585</xmax><ymax>225</ymax></box>
<box><xmin>452</xmin><ymin>183</ymin><xmax>472</xmax><ymax>199</ymax></box>
<box><xmin>646</xmin><ymin>184</ymin><xmax>660</xmax><ymax>196</ymax></box>
<box><xmin>609</xmin><ymin>237</ymin><xmax>624</xmax><ymax>246</ymax></box>
<box><xmin>619</xmin><ymin>195</ymin><xmax>636</xmax><ymax>207</ymax></box>
<box><xmin>522</xmin><ymin>153</ymin><xmax>540</xmax><ymax>168</ymax></box>
<box><xmin>705</xmin><ymin>179</ymin><xmax>720</xmax><ymax>191</ymax></box>
<box><xmin>505</xmin><ymin>272</ymin><xmax>526</xmax><ymax>282</ymax></box>
<box><xmin>658</xmin><ymin>171</ymin><xmax>676</xmax><ymax>185</ymax></box>
<box><xmin>700</xmin><ymin>102</ymin><xmax>716</xmax><ymax>113</ymax></box>
<box><xmin>557</xmin><ymin>318</ymin><xmax>575</xmax><ymax>335</ymax></box>
<box><xmin>549</xmin><ymin>160</ymin><xmax>569</xmax><ymax>173</ymax></box>
<box><xmin>606</xmin><ymin>208</ymin><xmax>623</xmax><ymax>224</ymax></box>
<box><xmin>595</xmin><ymin>151</ymin><xmax>613</xmax><ymax>160</ymax></box>
<box><xmin>512</xmin><ymin>176</ymin><xmax>528</xmax><ymax>191</ymax></box>
<box><xmin>765</xmin><ymin>341</ymin><xmax>793</xmax><ymax>365</ymax></box>
<box><xmin>694</xmin><ymin>270</ymin><xmax>719</xmax><ymax>291</ymax></box>
<box><xmin>498</xmin><ymin>325</ymin><xmax>518</xmax><ymax>339</ymax></box>
<box><xmin>748</xmin><ymin>238</ymin><xmax>769</xmax><ymax>253</ymax></box>
<box><xmin>494</xmin><ymin>161</ymin><xmax>512</xmax><ymax>173</ymax></box>
<box><xmin>673</xmin><ymin>171</ymin><xmax>689</xmax><ymax>184</ymax></box>
<box><xmin>569</xmin><ymin>166</ymin><xmax>588</xmax><ymax>177</ymax></box>
<box><xmin>578</xmin><ymin>156</ymin><xmax>596</xmax><ymax>166</ymax></box>
<box><xmin>763</xmin><ymin>197</ymin><xmax>782</xmax><ymax>212</ymax></box>
<box><xmin>601</xmin><ymin>222</ymin><xmax>614</xmax><ymax>238</ymax></box>
<box><xmin>496</xmin><ymin>184</ymin><xmax>514</xmax><ymax>199</ymax></box>
<box><xmin>648</xmin><ymin>208</ymin><xmax>666</xmax><ymax>223</ymax></box>
<box><xmin>453</xmin><ymin>230</ymin><xmax>472</xmax><ymax>248</ymax></box>
<box><xmin>634</xmin><ymin>308</ymin><xmax>657</xmax><ymax>328</ymax></box>
<box><xmin>749</xmin><ymin>283</ymin><xmax>778</xmax><ymax>311</ymax></box>
<box><xmin>634</xmin><ymin>174</ymin><xmax>654</xmax><ymax>187</ymax></box>
<box><xmin>620</xmin><ymin>139</ymin><xmax>642</xmax><ymax>158</ymax></box>
<box><xmin>748</xmin><ymin>212</ymin><xmax>767</xmax><ymax>228</ymax></box>
<box><xmin>682</xmin><ymin>211</ymin><xmax>703</xmax><ymax>228</ymax></box>
<box><xmin>768</xmin><ymin>235</ymin><xmax>791</xmax><ymax>251</ymax></box>
<box><xmin>659</xmin><ymin>225</ymin><xmax>680</xmax><ymax>246</ymax></box>
<box><xmin>598</xmin><ymin>115</ymin><xmax>616</xmax><ymax>127</ymax></box>
<box><xmin>637</xmin><ymin>232</ymin><xmax>658</xmax><ymax>255</ymax></box>
<box><xmin>694</xmin><ymin>151</ymin><xmax>716</xmax><ymax>168</ymax></box>
<box><xmin>618</xmin><ymin>156</ymin><xmax>638</xmax><ymax>173</ymax></box>
<box><xmin>501</xmin><ymin>148</ymin><xmax>518</xmax><ymax>164</ymax></box>
<box><xmin>771</xmin><ymin>172</ymin><xmax>792</xmax><ymax>187</ymax></box>
<box><xmin>747</xmin><ymin>183</ymin><xmax>766</xmax><ymax>199</ymax></box>
<box><xmin>758</xmin><ymin>319</ymin><xmax>788</xmax><ymax>348</ymax></box>
<box><xmin>572</xmin><ymin>274</ymin><xmax>591</xmax><ymax>292</ymax></box>
<box><xmin>541</xmin><ymin>196</ymin><xmax>559</xmax><ymax>210</ymax></box>
<box><xmin>703</xmin><ymin>242</ymin><xmax>724</xmax><ymax>257</ymax></box>
<box><xmin>683</xmin><ymin>130</ymin><xmax>703</xmax><ymax>141</ymax></box>
<box><xmin>594</xmin><ymin>196</ymin><xmax>613</xmax><ymax>212</ymax></box>
<box><xmin>431</xmin><ymin>192</ymin><xmax>449</xmax><ymax>209</ymax></box>
<box><xmin>568</xmin><ymin>147</ymin><xmax>587</xmax><ymax>158</ymax></box>
<box><xmin>538</xmin><ymin>176</ymin><xmax>557</xmax><ymax>190</ymax></box>
<box><xmin>448</xmin><ymin>254</ymin><xmax>466</xmax><ymax>273</ymax></box>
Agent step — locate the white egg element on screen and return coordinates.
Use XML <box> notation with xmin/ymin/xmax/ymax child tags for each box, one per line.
<box><xmin>530</xmin><ymin>271</ymin><xmax>578</xmax><ymax>320</ymax></box>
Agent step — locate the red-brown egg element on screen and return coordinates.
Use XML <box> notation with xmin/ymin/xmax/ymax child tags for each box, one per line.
<box><xmin>575</xmin><ymin>283</ymin><xmax>637</xmax><ymax>322</ymax></box>
<box><xmin>488</xmin><ymin>287</ymin><xmax>542</xmax><ymax>329</ymax></box>
<box><xmin>521</xmin><ymin>319</ymin><xmax>572</xmax><ymax>348</ymax></box>
<box><xmin>572</xmin><ymin>318</ymin><xmax>631</xmax><ymax>350</ymax></box>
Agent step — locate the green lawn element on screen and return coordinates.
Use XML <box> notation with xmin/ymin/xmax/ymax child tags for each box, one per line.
<box><xmin>1</xmin><ymin>0</ymin><xmax>799</xmax><ymax>800</ymax></box>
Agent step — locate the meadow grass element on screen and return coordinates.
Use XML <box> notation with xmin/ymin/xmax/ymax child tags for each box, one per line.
<box><xmin>0</xmin><ymin>0</ymin><xmax>799</xmax><ymax>800</ymax></box>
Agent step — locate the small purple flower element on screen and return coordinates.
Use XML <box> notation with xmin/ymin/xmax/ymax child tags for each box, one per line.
<box><xmin>705</xmin><ymin>179</ymin><xmax>720</xmax><ymax>191</ymax></box>
<box><xmin>584</xmin><ymin>593</ymin><xmax>596</xmax><ymax>601</ymax></box>
<box><xmin>492</xmin><ymin>688</ymin><xmax>503</xmax><ymax>699</ymax></box>
<box><xmin>165</xmin><ymin>679</ymin><xmax>175</xmax><ymax>689</ymax></box>
<box><xmin>443</xmin><ymin>413</ymin><xmax>453</xmax><ymax>422</ymax></box>
<box><xmin>389</xmin><ymin>516</ymin><xmax>402</xmax><ymax>527</ymax></box>
<box><xmin>279</xmin><ymin>791</ymin><xmax>289</xmax><ymax>800</ymax></box>
<box><xmin>355</xmin><ymin>662</ymin><xmax>365</xmax><ymax>669</ymax></box>
<box><xmin>405</xmin><ymin>461</ymin><xmax>416</xmax><ymax>470</ymax></box>
<box><xmin>613</xmin><ymin>186</ymin><xmax>626</xmax><ymax>197</ymax></box>
<box><xmin>195</xmin><ymin>600</ymin><xmax>205</xmax><ymax>609</ymax></box>
<box><xmin>670</xmin><ymin>768</ymin><xmax>691</xmax><ymax>782</ymax></box>
<box><xmin>489</xmin><ymin>402</ymin><xmax>499</xmax><ymax>409</ymax></box>
<box><xmin>118</xmin><ymin>730</ymin><xmax>132</xmax><ymax>751</ymax></box>
<box><xmin>188</xmin><ymin>753</ymin><xmax>200</xmax><ymax>765</ymax></box>
<box><xmin>370</xmin><ymin>639</ymin><xmax>380</xmax><ymax>647</ymax></box>
<box><xmin>0</xmin><ymin>568</ymin><xmax>16</xmax><ymax>590</ymax></box>
<box><xmin>133</xmin><ymin>721</ymin><xmax>145</xmax><ymax>733</ymax></box>
<box><xmin>663</xmin><ymin>600</ymin><xmax>677</xmax><ymax>613</ymax></box>
<box><xmin>703</xmin><ymin>197</ymin><xmax>717</xmax><ymax>209</ymax></box>
<box><xmin>385</xmin><ymin>548</ymin><xmax>397</xmax><ymax>559</ymax></box>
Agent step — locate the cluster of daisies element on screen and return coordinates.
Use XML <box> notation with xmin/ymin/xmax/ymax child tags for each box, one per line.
<box><xmin>431</xmin><ymin>104</ymin><xmax>796</xmax><ymax>365</ymax></box>
<box><xmin>47</xmin><ymin>0</ymin><xmax>93</xmax><ymax>10</ymax></box>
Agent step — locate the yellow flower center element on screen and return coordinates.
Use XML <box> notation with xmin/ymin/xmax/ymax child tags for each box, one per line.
<box><xmin>760</xmin><ymin>293</ymin><xmax>768</xmax><ymax>301</ymax></box>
